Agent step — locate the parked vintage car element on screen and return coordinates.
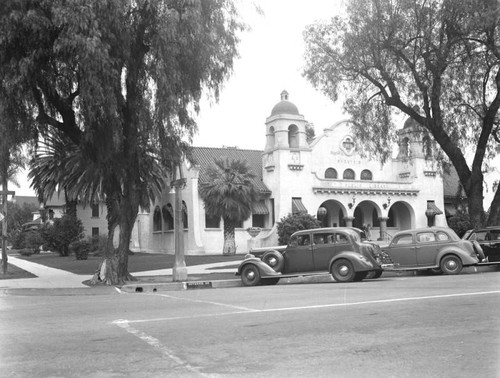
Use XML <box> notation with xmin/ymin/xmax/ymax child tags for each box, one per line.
<box><xmin>382</xmin><ymin>227</ymin><xmax>482</xmax><ymax>275</ymax></box>
<box><xmin>236</xmin><ymin>227</ymin><xmax>394</xmax><ymax>286</ymax></box>
<box><xmin>462</xmin><ymin>226</ymin><xmax>500</xmax><ymax>263</ymax></box>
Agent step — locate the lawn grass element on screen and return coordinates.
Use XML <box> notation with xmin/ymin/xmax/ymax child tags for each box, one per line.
<box><xmin>0</xmin><ymin>262</ymin><xmax>36</xmax><ymax>280</ymax></box>
<box><xmin>12</xmin><ymin>250</ymin><xmax>245</xmax><ymax>275</ymax></box>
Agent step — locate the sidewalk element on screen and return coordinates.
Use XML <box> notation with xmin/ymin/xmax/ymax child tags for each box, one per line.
<box><xmin>0</xmin><ymin>255</ymin><xmax>242</xmax><ymax>294</ymax></box>
<box><xmin>2</xmin><ymin>253</ymin><xmax>497</xmax><ymax>295</ymax></box>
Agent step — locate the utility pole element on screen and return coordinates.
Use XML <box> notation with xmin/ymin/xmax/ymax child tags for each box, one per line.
<box><xmin>0</xmin><ymin>184</ymin><xmax>15</xmax><ymax>275</ymax></box>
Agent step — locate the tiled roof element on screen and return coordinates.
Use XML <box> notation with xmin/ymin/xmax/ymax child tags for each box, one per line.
<box><xmin>191</xmin><ymin>147</ymin><xmax>270</xmax><ymax>193</ymax></box>
<box><xmin>13</xmin><ymin>196</ymin><xmax>40</xmax><ymax>207</ymax></box>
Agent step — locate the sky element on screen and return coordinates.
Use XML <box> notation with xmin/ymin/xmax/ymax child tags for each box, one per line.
<box><xmin>15</xmin><ymin>0</ymin><xmax>345</xmax><ymax>197</ymax></box>
<box><xmin>192</xmin><ymin>0</ymin><xmax>346</xmax><ymax>150</ymax></box>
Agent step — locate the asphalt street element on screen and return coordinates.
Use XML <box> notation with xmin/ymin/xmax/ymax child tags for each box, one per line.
<box><xmin>1</xmin><ymin>271</ymin><xmax>499</xmax><ymax>377</ymax></box>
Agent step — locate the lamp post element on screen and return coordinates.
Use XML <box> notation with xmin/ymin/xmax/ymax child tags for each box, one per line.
<box><xmin>0</xmin><ymin>184</ymin><xmax>15</xmax><ymax>275</ymax></box>
<box><xmin>171</xmin><ymin>165</ymin><xmax>187</xmax><ymax>282</ymax></box>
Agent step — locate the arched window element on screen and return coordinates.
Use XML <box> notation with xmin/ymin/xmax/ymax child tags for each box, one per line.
<box><xmin>361</xmin><ymin>169</ymin><xmax>373</xmax><ymax>180</ymax></box>
<box><xmin>162</xmin><ymin>204</ymin><xmax>174</xmax><ymax>230</ymax></box>
<box><xmin>325</xmin><ymin>168</ymin><xmax>338</xmax><ymax>179</ymax></box>
<box><xmin>401</xmin><ymin>137</ymin><xmax>410</xmax><ymax>158</ymax></box>
<box><xmin>343</xmin><ymin>168</ymin><xmax>355</xmax><ymax>180</ymax></box>
<box><xmin>182</xmin><ymin>201</ymin><xmax>188</xmax><ymax>229</ymax></box>
<box><xmin>423</xmin><ymin>135</ymin><xmax>432</xmax><ymax>159</ymax></box>
<box><xmin>153</xmin><ymin>206</ymin><xmax>162</xmax><ymax>232</ymax></box>
<box><xmin>268</xmin><ymin>126</ymin><xmax>275</xmax><ymax>148</ymax></box>
<box><xmin>288</xmin><ymin>124</ymin><xmax>299</xmax><ymax>148</ymax></box>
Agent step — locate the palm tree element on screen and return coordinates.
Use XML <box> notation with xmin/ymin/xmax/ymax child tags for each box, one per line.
<box><xmin>199</xmin><ymin>158</ymin><xmax>260</xmax><ymax>255</ymax></box>
<box><xmin>28</xmin><ymin>128</ymin><xmax>175</xmax><ymax>284</ymax></box>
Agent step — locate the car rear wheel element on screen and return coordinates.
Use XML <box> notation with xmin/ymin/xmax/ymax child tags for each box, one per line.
<box><xmin>366</xmin><ymin>270</ymin><xmax>383</xmax><ymax>279</ymax></box>
<box><xmin>331</xmin><ymin>259</ymin><xmax>356</xmax><ymax>282</ymax></box>
<box><xmin>262</xmin><ymin>278</ymin><xmax>280</xmax><ymax>285</ymax></box>
<box><xmin>440</xmin><ymin>255</ymin><xmax>463</xmax><ymax>275</ymax></box>
<box><xmin>241</xmin><ymin>264</ymin><xmax>261</xmax><ymax>286</ymax></box>
<box><xmin>262</xmin><ymin>250</ymin><xmax>284</xmax><ymax>272</ymax></box>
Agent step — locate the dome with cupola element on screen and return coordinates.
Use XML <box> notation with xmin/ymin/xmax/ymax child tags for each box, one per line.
<box><xmin>270</xmin><ymin>90</ymin><xmax>299</xmax><ymax>116</ymax></box>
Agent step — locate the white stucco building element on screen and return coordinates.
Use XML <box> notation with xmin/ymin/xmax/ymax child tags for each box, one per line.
<box><xmin>133</xmin><ymin>90</ymin><xmax>449</xmax><ymax>254</ymax></box>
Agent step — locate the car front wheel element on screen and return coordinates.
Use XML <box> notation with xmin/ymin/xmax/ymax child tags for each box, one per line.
<box><xmin>241</xmin><ymin>264</ymin><xmax>261</xmax><ymax>286</ymax></box>
<box><xmin>331</xmin><ymin>259</ymin><xmax>356</xmax><ymax>282</ymax></box>
<box><xmin>440</xmin><ymin>255</ymin><xmax>463</xmax><ymax>275</ymax></box>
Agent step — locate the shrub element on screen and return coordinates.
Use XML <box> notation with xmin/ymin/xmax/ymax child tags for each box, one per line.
<box><xmin>447</xmin><ymin>211</ymin><xmax>473</xmax><ymax>238</ymax></box>
<box><xmin>42</xmin><ymin>215</ymin><xmax>84</xmax><ymax>256</ymax></box>
<box><xmin>276</xmin><ymin>212</ymin><xmax>321</xmax><ymax>245</ymax></box>
<box><xmin>69</xmin><ymin>239</ymin><xmax>91</xmax><ymax>260</ymax></box>
<box><xmin>10</xmin><ymin>228</ymin><xmax>43</xmax><ymax>253</ymax></box>
<box><xmin>10</xmin><ymin>229</ymin><xmax>24</xmax><ymax>250</ymax></box>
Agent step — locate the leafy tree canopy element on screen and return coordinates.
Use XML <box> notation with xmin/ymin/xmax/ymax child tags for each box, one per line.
<box><xmin>303</xmin><ymin>0</ymin><xmax>500</xmax><ymax>226</ymax></box>
<box><xmin>0</xmin><ymin>0</ymin><xmax>244</xmax><ymax>282</ymax></box>
<box><xmin>199</xmin><ymin>158</ymin><xmax>260</xmax><ymax>222</ymax></box>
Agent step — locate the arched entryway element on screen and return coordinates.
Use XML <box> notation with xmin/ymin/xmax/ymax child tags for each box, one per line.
<box><xmin>386</xmin><ymin>201</ymin><xmax>414</xmax><ymax>236</ymax></box>
<box><xmin>317</xmin><ymin>200</ymin><xmax>348</xmax><ymax>228</ymax></box>
<box><xmin>352</xmin><ymin>200</ymin><xmax>379</xmax><ymax>230</ymax></box>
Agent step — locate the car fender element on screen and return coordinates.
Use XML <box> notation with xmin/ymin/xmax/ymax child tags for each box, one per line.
<box><xmin>436</xmin><ymin>247</ymin><xmax>478</xmax><ymax>266</ymax></box>
<box><xmin>329</xmin><ymin>251</ymin><xmax>377</xmax><ymax>272</ymax></box>
<box><xmin>237</xmin><ymin>258</ymin><xmax>282</xmax><ymax>277</ymax></box>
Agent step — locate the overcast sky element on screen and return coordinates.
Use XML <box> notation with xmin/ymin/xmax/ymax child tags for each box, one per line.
<box><xmin>192</xmin><ymin>0</ymin><xmax>345</xmax><ymax>150</ymax></box>
<box><xmin>15</xmin><ymin>0</ymin><xmax>345</xmax><ymax>197</ymax></box>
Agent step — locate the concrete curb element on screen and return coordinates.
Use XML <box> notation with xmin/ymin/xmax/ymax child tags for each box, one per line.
<box><xmin>119</xmin><ymin>279</ymin><xmax>243</xmax><ymax>293</ymax></box>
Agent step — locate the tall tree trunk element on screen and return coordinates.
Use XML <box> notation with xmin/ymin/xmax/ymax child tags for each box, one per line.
<box><xmin>466</xmin><ymin>169</ymin><xmax>486</xmax><ymax>228</ymax></box>
<box><xmin>222</xmin><ymin>217</ymin><xmax>236</xmax><ymax>255</ymax></box>
<box><xmin>1</xmin><ymin>176</ymin><xmax>8</xmax><ymax>275</ymax></box>
<box><xmin>90</xmin><ymin>187</ymin><xmax>139</xmax><ymax>285</ymax></box>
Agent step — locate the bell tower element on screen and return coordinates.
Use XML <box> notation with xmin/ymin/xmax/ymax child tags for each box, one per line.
<box><xmin>262</xmin><ymin>91</ymin><xmax>312</xmax><ymax>231</ymax></box>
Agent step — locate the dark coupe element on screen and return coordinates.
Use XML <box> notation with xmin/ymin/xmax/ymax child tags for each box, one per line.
<box><xmin>383</xmin><ymin>227</ymin><xmax>483</xmax><ymax>275</ymax></box>
<box><xmin>237</xmin><ymin>227</ymin><xmax>393</xmax><ymax>286</ymax></box>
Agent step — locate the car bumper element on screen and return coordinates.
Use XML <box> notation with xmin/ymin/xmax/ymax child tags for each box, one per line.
<box><xmin>380</xmin><ymin>263</ymin><xmax>398</xmax><ymax>270</ymax></box>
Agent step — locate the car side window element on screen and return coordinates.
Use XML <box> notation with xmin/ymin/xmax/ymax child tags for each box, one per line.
<box><xmin>289</xmin><ymin>235</ymin><xmax>299</xmax><ymax>247</ymax></box>
<box><xmin>325</xmin><ymin>234</ymin><xmax>335</xmax><ymax>244</ymax></box>
<box><xmin>297</xmin><ymin>235</ymin><xmax>310</xmax><ymax>246</ymax></box>
<box><xmin>313</xmin><ymin>233</ymin><xmax>331</xmax><ymax>245</ymax></box>
<box><xmin>490</xmin><ymin>231</ymin><xmax>500</xmax><ymax>240</ymax></box>
<box><xmin>475</xmin><ymin>231</ymin><xmax>488</xmax><ymax>241</ymax></box>
<box><xmin>393</xmin><ymin>234</ymin><xmax>413</xmax><ymax>245</ymax></box>
<box><xmin>417</xmin><ymin>232</ymin><xmax>436</xmax><ymax>243</ymax></box>
<box><xmin>436</xmin><ymin>231</ymin><xmax>450</xmax><ymax>241</ymax></box>
<box><xmin>335</xmin><ymin>233</ymin><xmax>349</xmax><ymax>244</ymax></box>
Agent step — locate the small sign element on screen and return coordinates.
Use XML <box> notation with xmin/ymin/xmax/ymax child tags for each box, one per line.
<box><xmin>186</xmin><ymin>281</ymin><xmax>212</xmax><ymax>290</ymax></box>
<box><xmin>0</xmin><ymin>212</ymin><xmax>4</xmax><ymax>222</ymax></box>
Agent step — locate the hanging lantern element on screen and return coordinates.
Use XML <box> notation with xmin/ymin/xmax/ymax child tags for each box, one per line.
<box><xmin>317</xmin><ymin>207</ymin><xmax>327</xmax><ymax>219</ymax></box>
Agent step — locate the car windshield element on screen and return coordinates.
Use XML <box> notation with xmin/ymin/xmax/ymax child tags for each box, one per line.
<box><xmin>348</xmin><ymin>228</ymin><xmax>365</xmax><ymax>242</ymax></box>
<box><xmin>488</xmin><ymin>230</ymin><xmax>500</xmax><ymax>240</ymax></box>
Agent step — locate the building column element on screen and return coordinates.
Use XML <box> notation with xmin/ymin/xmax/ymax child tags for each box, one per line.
<box><xmin>343</xmin><ymin>216</ymin><xmax>354</xmax><ymax>227</ymax></box>
<box><xmin>378</xmin><ymin>216</ymin><xmax>389</xmax><ymax>241</ymax></box>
